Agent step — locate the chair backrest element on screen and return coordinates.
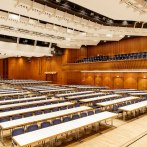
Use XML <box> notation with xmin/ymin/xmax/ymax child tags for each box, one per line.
<box><xmin>12</xmin><ymin>115</ymin><xmax>22</xmax><ymax>120</ymax></box>
<box><xmin>41</xmin><ymin>121</ymin><xmax>51</xmax><ymax>128</ymax></box>
<box><xmin>13</xmin><ymin>107</ymin><xmax>21</xmax><ymax>110</ymax></box>
<box><xmin>63</xmin><ymin>116</ymin><xmax>71</xmax><ymax>122</ymax></box>
<box><xmin>23</xmin><ymin>113</ymin><xmax>33</xmax><ymax>117</ymax></box>
<box><xmin>72</xmin><ymin>114</ymin><xmax>79</xmax><ymax>120</ymax></box>
<box><xmin>75</xmin><ymin>103</ymin><xmax>80</xmax><ymax>107</ymax></box>
<box><xmin>2</xmin><ymin>108</ymin><xmax>11</xmax><ymax>112</ymax></box>
<box><xmin>31</xmin><ymin>104</ymin><xmax>38</xmax><ymax>107</ymax></box>
<box><xmin>87</xmin><ymin>111</ymin><xmax>94</xmax><ymax>116</ymax></box>
<box><xmin>60</xmin><ymin>106</ymin><xmax>67</xmax><ymax>110</ymax></box>
<box><xmin>0</xmin><ymin>117</ymin><xmax>10</xmax><ymax>122</ymax></box>
<box><xmin>80</xmin><ymin>112</ymin><xmax>87</xmax><ymax>117</ymax></box>
<box><xmin>45</xmin><ymin>102</ymin><xmax>51</xmax><ymax>105</ymax></box>
<box><xmin>27</xmin><ymin>124</ymin><xmax>39</xmax><ymax>132</ymax></box>
<box><xmin>44</xmin><ymin>109</ymin><xmax>51</xmax><ymax>113</ymax></box>
<box><xmin>113</xmin><ymin>105</ymin><xmax>118</xmax><ymax>111</ymax></box>
<box><xmin>34</xmin><ymin>111</ymin><xmax>42</xmax><ymax>115</ymax></box>
<box><xmin>52</xmin><ymin>107</ymin><xmax>59</xmax><ymax>112</ymax></box>
<box><xmin>127</xmin><ymin>101</ymin><xmax>131</xmax><ymax>105</ymax></box>
<box><xmin>37</xmin><ymin>103</ymin><xmax>44</xmax><ymax>106</ymax></box>
<box><xmin>95</xmin><ymin>109</ymin><xmax>101</xmax><ymax>114</ymax></box>
<box><xmin>52</xmin><ymin>119</ymin><xmax>62</xmax><ymax>125</ymax></box>
<box><xmin>12</xmin><ymin>128</ymin><xmax>24</xmax><ymax>136</ymax></box>
<box><xmin>51</xmin><ymin>101</ymin><xmax>57</xmax><ymax>104</ymax></box>
<box><xmin>68</xmin><ymin>105</ymin><xmax>73</xmax><ymax>109</ymax></box>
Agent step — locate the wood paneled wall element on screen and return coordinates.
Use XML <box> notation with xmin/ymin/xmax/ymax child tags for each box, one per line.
<box><xmin>65</xmin><ymin>46</ymin><xmax>88</xmax><ymax>63</ymax></box>
<box><xmin>2</xmin><ymin>36</ymin><xmax>147</xmax><ymax>89</ymax></box>
<box><xmin>0</xmin><ymin>59</ymin><xmax>3</xmax><ymax>79</ymax></box>
<box><xmin>8</xmin><ymin>56</ymin><xmax>66</xmax><ymax>84</ymax></box>
<box><xmin>81</xmin><ymin>72</ymin><xmax>147</xmax><ymax>90</ymax></box>
<box><xmin>62</xmin><ymin>59</ymin><xmax>147</xmax><ymax>71</ymax></box>
<box><xmin>87</xmin><ymin>37</ymin><xmax>147</xmax><ymax>56</ymax></box>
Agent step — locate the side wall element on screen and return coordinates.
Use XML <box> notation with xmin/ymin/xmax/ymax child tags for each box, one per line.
<box><xmin>0</xmin><ymin>59</ymin><xmax>3</xmax><ymax>79</ymax></box>
<box><xmin>5</xmin><ymin>36</ymin><xmax>147</xmax><ymax>89</ymax></box>
<box><xmin>8</xmin><ymin>56</ymin><xmax>66</xmax><ymax>84</ymax></box>
<box><xmin>81</xmin><ymin>72</ymin><xmax>147</xmax><ymax>90</ymax></box>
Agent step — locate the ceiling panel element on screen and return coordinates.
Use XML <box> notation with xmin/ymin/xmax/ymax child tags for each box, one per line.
<box><xmin>68</xmin><ymin>0</ymin><xmax>147</xmax><ymax>21</ymax></box>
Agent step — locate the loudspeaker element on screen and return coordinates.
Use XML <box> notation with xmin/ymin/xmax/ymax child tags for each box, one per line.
<box><xmin>51</xmin><ymin>47</ymin><xmax>64</xmax><ymax>56</ymax></box>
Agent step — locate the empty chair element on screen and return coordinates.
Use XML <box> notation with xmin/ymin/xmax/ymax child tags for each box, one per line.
<box><xmin>52</xmin><ymin>119</ymin><xmax>62</xmax><ymax>125</ymax></box>
<box><xmin>30</xmin><ymin>104</ymin><xmax>38</xmax><ymax>107</ymax></box>
<box><xmin>63</xmin><ymin>116</ymin><xmax>71</xmax><ymax>122</ymax></box>
<box><xmin>12</xmin><ymin>127</ymin><xmax>24</xmax><ymax>137</ymax></box>
<box><xmin>87</xmin><ymin>111</ymin><xmax>94</xmax><ymax>116</ymax></box>
<box><xmin>45</xmin><ymin>102</ymin><xmax>51</xmax><ymax>105</ymax></box>
<box><xmin>37</xmin><ymin>103</ymin><xmax>44</xmax><ymax>106</ymax></box>
<box><xmin>21</xmin><ymin>105</ymin><xmax>31</xmax><ymax>109</ymax></box>
<box><xmin>118</xmin><ymin>103</ymin><xmax>123</xmax><ymax>107</ymax></box>
<box><xmin>68</xmin><ymin>105</ymin><xmax>73</xmax><ymax>109</ymax></box>
<box><xmin>80</xmin><ymin>112</ymin><xmax>87</xmax><ymax>117</ymax></box>
<box><xmin>127</xmin><ymin>101</ymin><xmax>131</xmax><ymax>105</ymax></box>
<box><xmin>51</xmin><ymin>101</ymin><xmax>57</xmax><ymax>104</ymax></box>
<box><xmin>23</xmin><ymin>112</ymin><xmax>33</xmax><ymax>117</ymax></box>
<box><xmin>75</xmin><ymin>103</ymin><xmax>80</xmax><ymax>107</ymax></box>
<box><xmin>72</xmin><ymin>114</ymin><xmax>80</xmax><ymax>120</ymax></box>
<box><xmin>12</xmin><ymin>107</ymin><xmax>21</xmax><ymax>110</ymax></box>
<box><xmin>113</xmin><ymin>105</ymin><xmax>118</xmax><ymax>111</ymax></box>
<box><xmin>95</xmin><ymin>109</ymin><xmax>101</xmax><ymax>114</ymax></box>
<box><xmin>0</xmin><ymin>117</ymin><xmax>10</xmax><ymax>122</ymax></box>
<box><xmin>12</xmin><ymin>115</ymin><xmax>22</xmax><ymax>120</ymax></box>
<box><xmin>60</xmin><ymin>106</ymin><xmax>67</xmax><ymax>110</ymax></box>
<box><xmin>2</xmin><ymin>108</ymin><xmax>11</xmax><ymax>112</ymax></box>
<box><xmin>27</xmin><ymin>124</ymin><xmax>39</xmax><ymax>132</ymax></box>
<box><xmin>34</xmin><ymin>111</ymin><xmax>43</xmax><ymax>115</ymax></box>
<box><xmin>44</xmin><ymin>109</ymin><xmax>51</xmax><ymax>113</ymax></box>
<box><xmin>41</xmin><ymin>121</ymin><xmax>51</xmax><ymax>128</ymax></box>
<box><xmin>52</xmin><ymin>107</ymin><xmax>59</xmax><ymax>112</ymax></box>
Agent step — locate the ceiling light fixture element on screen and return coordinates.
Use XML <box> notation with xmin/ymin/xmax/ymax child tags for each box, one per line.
<box><xmin>106</xmin><ymin>34</ymin><xmax>113</xmax><ymax>37</ymax></box>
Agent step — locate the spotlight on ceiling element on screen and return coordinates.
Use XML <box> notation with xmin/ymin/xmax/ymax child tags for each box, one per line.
<box><xmin>106</xmin><ymin>34</ymin><xmax>113</xmax><ymax>37</ymax></box>
<box><xmin>122</xmin><ymin>20</ymin><xmax>128</xmax><ymax>25</ymax></box>
<box><xmin>56</xmin><ymin>0</ymin><xmax>61</xmax><ymax>3</ymax></box>
<box><xmin>102</xmin><ymin>17</ymin><xmax>106</xmax><ymax>21</ymax></box>
<box><xmin>80</xmin><ymin>9</ymin><xmax>86</xmax><ymax>15</ymax></box>
<box><xmin>107</xmin><ymin>19</ymin><xmax>114</xmax><ymax>24</ymax></box>
<box><xmin>90</xmin><ymin>12</ymin><xmax>94</xmax><ymax>16</ymax></box>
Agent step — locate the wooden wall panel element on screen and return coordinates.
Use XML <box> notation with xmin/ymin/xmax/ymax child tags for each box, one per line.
<box><xmin>95</xmin><ymin>76</ymin><xmax>103</xmax><ymax>86</ymax></box>
<box><xmin>66</xmin><ymin>71</ymin><xmax>81</xmax><ymax>85</ymax></box>
<box><xmin>8</xmin><ymin>56</ymin><xmax>66</xmax><ymax>84</ymax></box>
<box><xmin>63</xmin><ymin>59</ymin><xmax>147</xmax><ymax>71</ymax></box>
<box><xmin>113</xmin><ymin>77</ymin><xmax>124</xmax><ymax>89</ymax></box>
<box><xmin>0</xmin><ymin>59</ymin><xmax>3</xmax><ymax>79</ymax></box>
<box><xmin>78</xmin><ymin>72</ymin><xmax>147</xmax><ymax>90</ymax></box>
<box><xmin>64</xmin><ymin>47</ymin><xmax>88</xmax><ymax>63</ymax></box>
<box><xmin>85</xmin><ymin>73</ymin><xmax>95</xmax><ymax>85</ymax></box>
<box><xmin>87</xmin><ymin>37</ymin><xmax>147</xmax><ymax>56</ymax></box>
<box><xmin>138</xmin><ymin>78</ymin><xmax>147</xmax><ymax>90</ymax></box>
<box><xmin>124</xmin><ymin>73</ymin><xmax>138</xmax><ymax>89</ymax></box>
<box><xmin>102</xmin><ymin>73</ymin><xmax>113</xmax><ymax>88</ymax></box>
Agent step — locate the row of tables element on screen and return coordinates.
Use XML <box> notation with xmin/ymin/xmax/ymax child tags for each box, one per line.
<box><xmin>0</xmin><ymin>87</ymin><xmax>116</xmax><ymax>147</ymax></box>
<box><xmin>0</xmin><ymin>84</ymin><xmax>147</xmax><ymax>147</ymax></box>
<box><xmin>13</xmin><ymin>111</ymin><xmax>117</xmax><ymax>147</ymax></box>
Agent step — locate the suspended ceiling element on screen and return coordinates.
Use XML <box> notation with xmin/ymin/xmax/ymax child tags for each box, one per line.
<box><xmin>68</xmin><ymin>0</ymin><xmax>147</xmax><ymax>21</ymax></box>
<box><xmin>0</xmin><ymin>0</ymin><xmax>146</xmax><ymax>58</ymax></box>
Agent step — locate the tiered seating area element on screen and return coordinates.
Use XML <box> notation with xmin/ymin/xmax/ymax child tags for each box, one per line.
<box><xmin>75</xmin><ymin>52</ymin><xmax>147</xmax><ymax>63</ymax></box>
<box><xmin>0</xmin><ymin>81</ymin><xmax>147</xmax><ymax>146</ymax></box>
